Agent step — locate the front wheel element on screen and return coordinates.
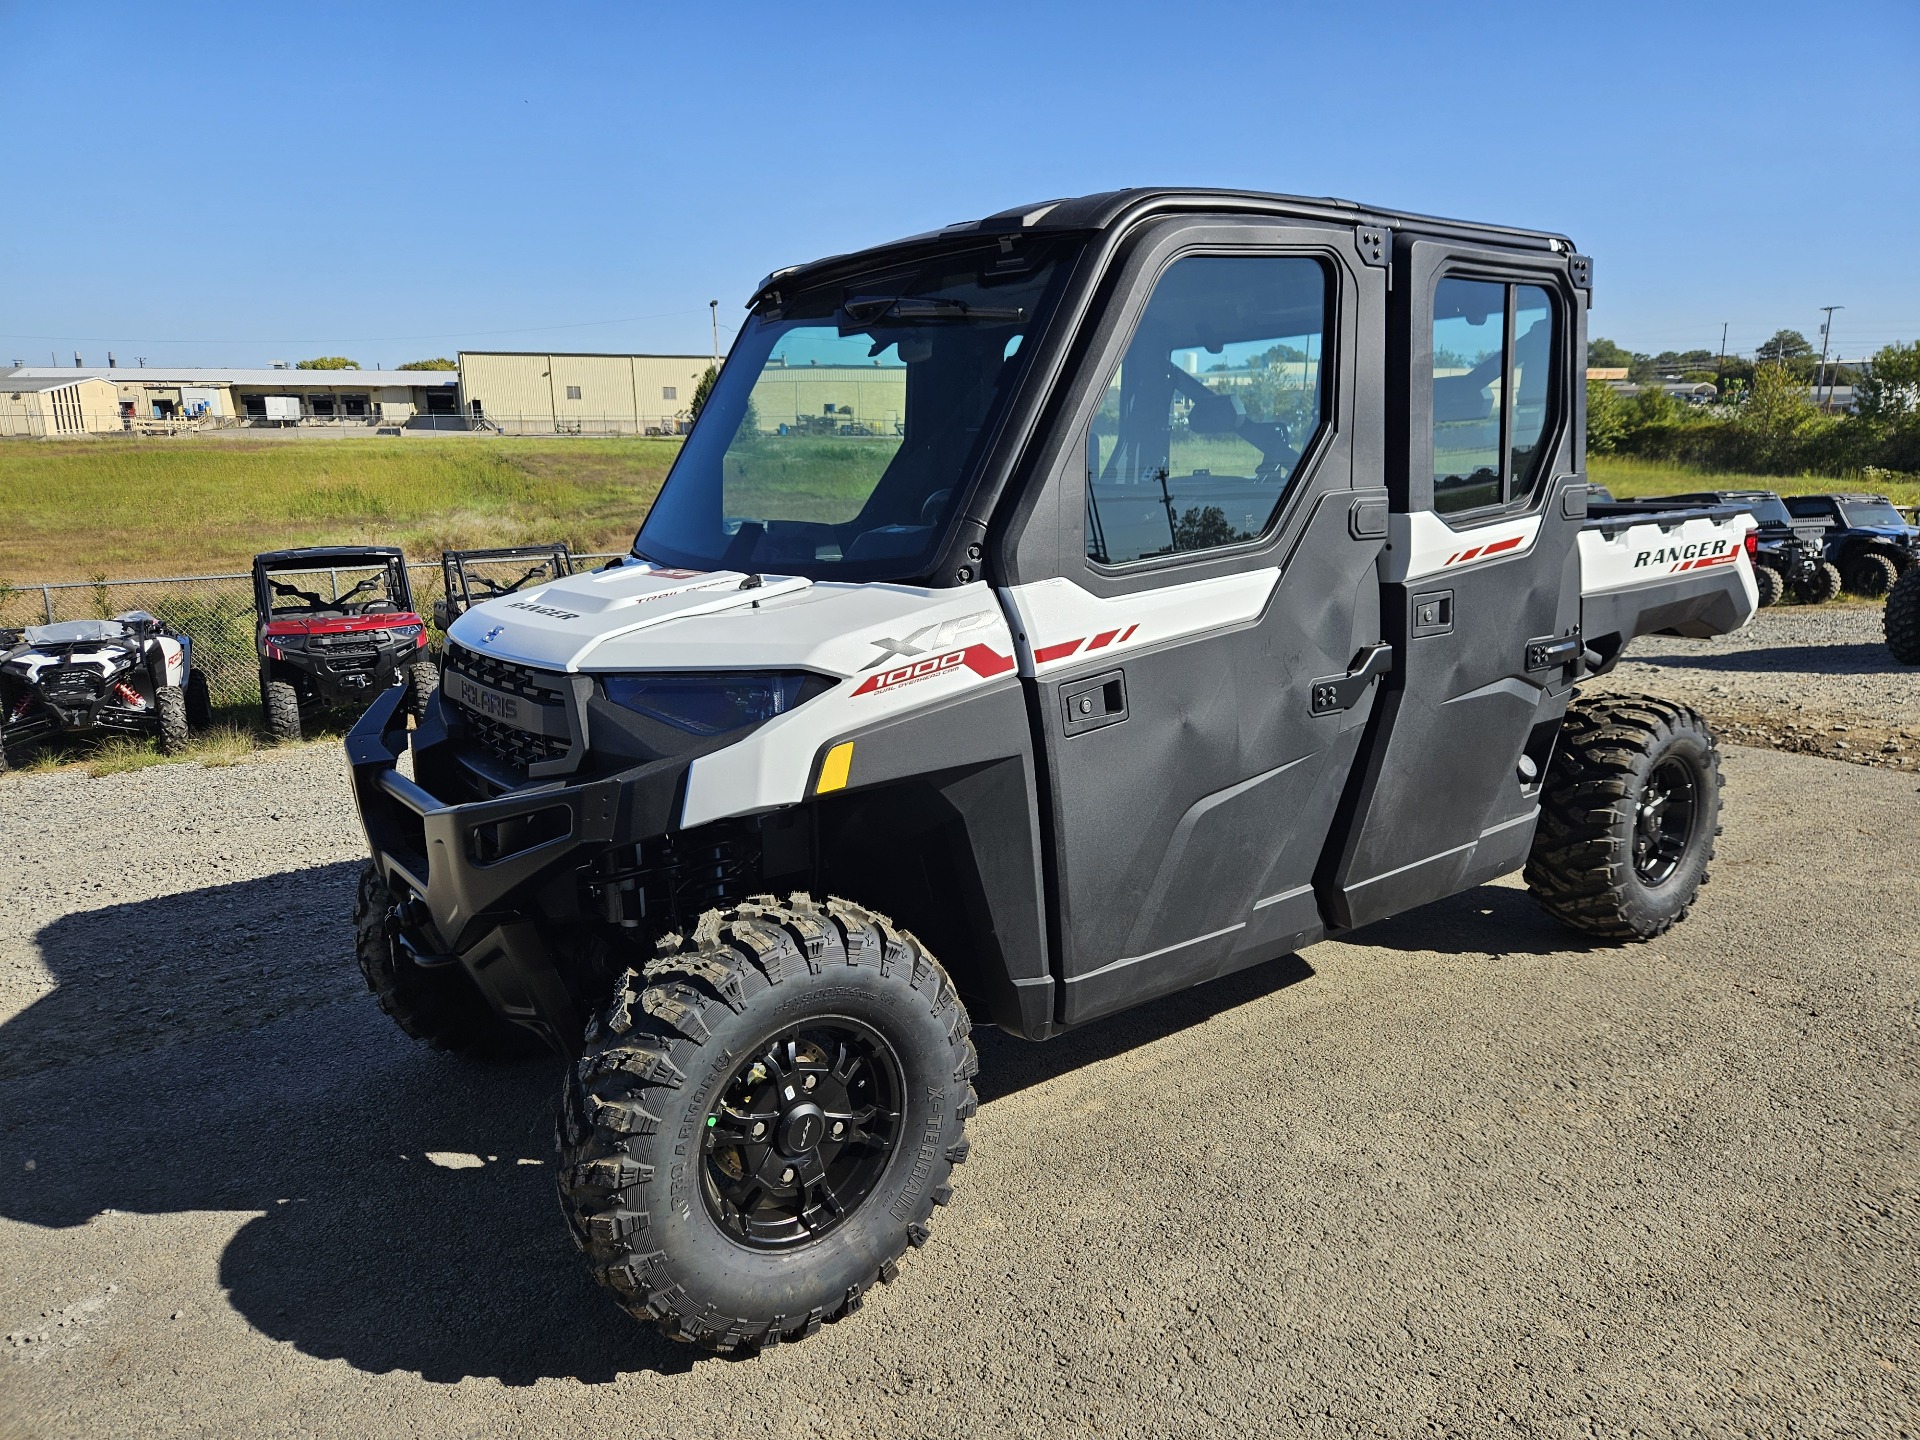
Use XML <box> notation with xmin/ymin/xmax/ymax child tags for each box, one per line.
<box><xmin>263</xmin><ymin>678</ymin><xmax>302</xmax><ymax>742</ymax></box>
<box><xmin>558</xmin><ymin>896</ymin><xmax>977</xmax><ymax>1351</ymax></box>
<box><xmin>405</xmin><ymin>660</ymin><xmax>438</xmax><ymax>720</ymax></box>
<box><xmin>1751</xmin><ymin>563</ymin><xmax>1784</xmax><ymax>608</ymax></box>
<box><xmin>156</xmin><ymin>685</ymin><xmax>190</xmax><ymax>755</ymax></box>
<box><xmin>1887</xmin><ymin>566</ymin><xmax>1920</xmax><ymax>665</ymax></box>
<box><xmin>352</xmin><ymin>864</ymin><xmax>542</xmax><ymax>1058</ymax></box>
<box><xmin>1525</xmin><ymin>695</ymin><xmax>1722</xmax><ymax>940</ymax></box>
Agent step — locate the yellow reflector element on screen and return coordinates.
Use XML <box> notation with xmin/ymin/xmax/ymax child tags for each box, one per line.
<box><xmin>816</xmin><ymin>741</ymin><xmax>854</xmax><ymax>794</ymax></box>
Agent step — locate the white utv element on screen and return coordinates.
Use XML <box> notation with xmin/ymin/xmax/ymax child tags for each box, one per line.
<box><xmin>345</xmin><ymin>189</ymin><xmax>1757</xmax><ymax>1351</ymax></box>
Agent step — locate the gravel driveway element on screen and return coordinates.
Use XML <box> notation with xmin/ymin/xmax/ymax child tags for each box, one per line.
<box><xmin>1</xmin><ymin>727</ymin><xmax>1915</xmax><ymax>1438</ymax></box>
<box><xmin>1586</xmin><ymin>602</ymin><xmax>1918</xmax><ymax>771</ymax></box>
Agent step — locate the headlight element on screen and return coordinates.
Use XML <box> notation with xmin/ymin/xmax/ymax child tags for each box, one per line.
<box><xmin>602</xmin><ymin>672</ymin><xmax>825</xmax><ymax>736</ymax></box>
<box><xmin>268</xmin><ymin>633</ymin><xmax>307</xmax><ymax>649</ymax></box>
<box><xmin>389</xmin><ymin>624</ymin><xmax>425</xmax><ymax>644</ymax></box>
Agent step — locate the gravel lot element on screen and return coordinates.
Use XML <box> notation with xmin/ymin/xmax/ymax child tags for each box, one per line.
<box><xmin>1587</xmin><ymin>602</ymin><xmax>1918</xmax><ymax>772</ymax></box>
<box><xmin>1</xmin><ymin>649</ymin><xmax>1916</xmax><ymax>1438</ymax></box>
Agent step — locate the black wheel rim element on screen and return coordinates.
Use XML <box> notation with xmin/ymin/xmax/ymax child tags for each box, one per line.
<box><xmin>701</xmin><ymin>1017</ymin><xmax>904</xmax><ymax>1251</ymax></box>
<box><xmin>1633</xmin><ymin>754</ymin><xmax>1699</xmax><ymax>885</ymax></box>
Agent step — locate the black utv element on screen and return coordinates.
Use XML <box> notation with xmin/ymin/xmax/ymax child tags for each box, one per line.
<box><xmin>1647</xmin><ymin>490</ymin><xmax>1839</xmax><ymax>605</ymax></box>
<box><xmin>343</xmin><ymin>187</ymin><xmax>1760</xmax><ymax>1353</ymax></box>
<box><xmin>253</xmin><ymin>546</ymin><xmax>434</xmax><ymax>741</ymax></box>
<box><xmin>0</xmin><ymin>611</ymin><xmax>211</xmax><ymax>769</ymax></box>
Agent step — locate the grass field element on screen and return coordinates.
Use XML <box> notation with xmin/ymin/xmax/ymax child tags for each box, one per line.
<box><xmin>1587</xmin><ymin>456</ymin><xmax>1920</xmax><ymax>508</ymax></box>
<box><xmin>2</xmin><ymin>434</ymin><xmax>1912</xmax><ymax>586</ymax></box>
<box><xmin>0</xmin><ymin>436</ymin><xmax>682</xmax><ymax>581</ymax></box>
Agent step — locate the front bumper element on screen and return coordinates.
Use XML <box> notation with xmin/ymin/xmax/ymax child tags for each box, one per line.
<box><xmin>347</xmin><ymin>686</ymin><xmax>628</xmax><ymax>1050</ymax></box>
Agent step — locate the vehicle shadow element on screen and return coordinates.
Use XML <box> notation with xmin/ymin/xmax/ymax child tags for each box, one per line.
<box><xmin>1624</xmin><ymin>642</ymin><xmax>1902</xmax><ymax>676</ymax></box>
<box><xmin>973</xmin><ymin>955</ymin><xmax>1314</xmax><ymax>1105</ymax></box>
<box><xmin>1334</xmin><ymin>881</ymin><xmax>1610</xmax><ymax>958</ymax></box>
<box><xmin>0</xmin><ymin>865</ymin><xmax>698</xmax><ymax>1384</ymax></box>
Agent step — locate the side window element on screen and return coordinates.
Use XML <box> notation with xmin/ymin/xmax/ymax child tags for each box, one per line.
<box><xmin>1085</xmin><ymin>255</ymin><xmax>1329</xmax><ymax>566</ymax></box>
<box><xmin>1431</xmin><ymin>277</ymin><xmax>1560</xmax><ymax>515</ymax></box>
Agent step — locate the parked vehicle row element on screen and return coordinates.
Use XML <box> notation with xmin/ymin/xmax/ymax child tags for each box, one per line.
<box><xmin>0</xmin><ymin>542</ymin><xmax>575</xmax><ymax>764</ymax></box>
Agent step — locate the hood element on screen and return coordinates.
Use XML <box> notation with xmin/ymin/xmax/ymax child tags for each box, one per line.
<box><xmin>445</xmin><ymin>560</ymin><xmax>1017</xmax><ymax>682</ymax></box>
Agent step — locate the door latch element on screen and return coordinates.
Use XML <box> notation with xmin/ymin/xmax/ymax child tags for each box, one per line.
<box><xmin>1524</xmin><ymin>631</ymin><xmax>1582</xmax><ymax>672</ymax></box>
<box><xmin>1309</xmin><ymin>643</ymin><xmax>1394</xmax><ymax>716</ymax></box>
<box><xmin>1061</xmin><ymin>669</ymin><xmax>1127</xmax><ymax>736</ymax></box>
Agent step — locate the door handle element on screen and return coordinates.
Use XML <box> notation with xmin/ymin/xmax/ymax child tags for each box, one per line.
<box><xmin>1309</xmin><ymin>643</ymin><xmax>1394</xmax><ymax>716</ymax></box>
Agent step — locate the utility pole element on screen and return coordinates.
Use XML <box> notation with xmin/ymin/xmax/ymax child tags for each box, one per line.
<box><xmin>1716</xmin><ymin>322</ymin><xmax>1728</xmax><ymax>395</ymax></box>
<box><xmin>709</xmin><ymin>301</ymin><xmax>720</xmax><ymax>372</ymax></box>
<box><xmin>1815</xmin><ymin>305</ymin><xmax>1844</xmax><ymax>411</ymax></box>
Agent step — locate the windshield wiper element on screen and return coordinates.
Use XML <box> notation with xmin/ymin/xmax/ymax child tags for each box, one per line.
<box><xmin>841</xmin><ymin>294</ymin><xmax>1026</xmax><ymax>325</ymax></box>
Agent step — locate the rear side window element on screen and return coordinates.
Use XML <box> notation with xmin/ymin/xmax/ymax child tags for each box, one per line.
<box><xmin>1432</xmin><ymin>278</ymin><xmax>1558</xmax><ymax>515</ymax></box>
<box><xmin>1085</xmin><ymin>254</ymin><xmax>1330</xmax><ymax>566</ymax></box>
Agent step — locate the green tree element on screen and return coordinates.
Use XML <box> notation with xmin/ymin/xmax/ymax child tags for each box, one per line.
<box><xmin>1587</xmin><ymin>337</ymin><xmax>1634</xmax><ymax>370</ymax></box>
<box><xmin>1754</xmin><ymin>330</ymin><xmax>1813</xmax><ymax>364</ymax></box>
<box><xmin>396</xmin><ymin>357</ymin><xmax>456</xmax><ymax>371</ymax></box>
<box><xmin>1737</xmin><ymin>363</ymin><xmax>1821</xmax><ymax>467</ymax></box>
<box><xmin>1585</xmin><ymin>378</ymin><xmax>1630</xmax><ymax>454</ymax></box>
<box><xmin>1855</xmin><ymin>341</ymin><xmax>1920</xmax><ymax>422</ymax></box>
<box><xmin>295</xmin><ymin>356</ymin><xmax>360</xmax><ymax>370</ymax></box>
<box><xmin>689</xmin><ymin>364</ymin><xmax>719</xmax><ymax>421</ymax></box>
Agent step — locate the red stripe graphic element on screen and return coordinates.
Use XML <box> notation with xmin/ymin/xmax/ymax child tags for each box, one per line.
<box><xmin>1119</xmin><ymin>624</ymin><xmax>1138</xmax><ymax>642</ymax></box>
<box><xmin>1086</xmin><ymin>628</ymin><xmax>1122</xmax><ymax>650</ymax></box>
<box><xmin>1484</xmin><ymin>535</ymin><xmax>1523</xmax><ymax>556</ymax></box>
<box><xmin>851</xmin><ymin>643</ymin><xmax>1015</xmax><ymax>696</ymax></box>
<box><xmin>1034</xmin><ymin>639</ymin><xmax>1083</xmax><ymax>663</ymax></box>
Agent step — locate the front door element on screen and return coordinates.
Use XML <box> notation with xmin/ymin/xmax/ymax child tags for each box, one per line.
<box><xmin>1323</xmin><ymin>240</ymin><xmax>1587</xmax><ymax>928</ymax></box>
<box><xmin>997</xmin><ymin>219</ymin><xmax>1391</xmax><ymax>1027</ymax></box>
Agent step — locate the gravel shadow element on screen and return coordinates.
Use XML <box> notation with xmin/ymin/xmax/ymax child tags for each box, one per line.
<box><xmin>1625</xmin><ymin>641</ymin><xmax>1904</xmax><ymax>675</ymax></box>
<box><xmin>0</xmin><ymin>866</ymin><xmax>702</xmax><ymax>1385</ymax></box>
<box><xmin>1337</xmin><ymin>881</ymin><xmax>1610</xmax><ymax>958</ymax></box>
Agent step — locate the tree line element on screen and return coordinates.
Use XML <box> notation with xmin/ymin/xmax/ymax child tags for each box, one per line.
<box><xmin>1588</xmin><ymin>339</ymin><xmax>1920</xmax><ymax>475</ymax></box>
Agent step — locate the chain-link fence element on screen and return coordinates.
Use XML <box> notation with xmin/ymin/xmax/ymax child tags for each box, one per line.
<box><xmin>0</xmin><ymin>554</ymin><xmax>624</xmax><ymax>707</ymax></box>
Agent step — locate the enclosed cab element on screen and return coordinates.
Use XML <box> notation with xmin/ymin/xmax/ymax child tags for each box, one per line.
<box><xmin>1782</xmin><ymin>492</ymin><xmax>1920</xmax><ymax>596</ymax></box>
<box><xmin>343</xmin><ymin>189</ymin><xmax>1756</xmax><ymax>1352</ymax></box>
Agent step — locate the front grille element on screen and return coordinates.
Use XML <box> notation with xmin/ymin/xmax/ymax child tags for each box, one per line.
<box><xmin>444</xmin><ymin>642</ymin><xmax>573</xmax><ymax>773</ymax></box>
<box><xmin>41</xmin><ymin>664</ymin><xmax>105</xmax><ymax>703</ymax></box>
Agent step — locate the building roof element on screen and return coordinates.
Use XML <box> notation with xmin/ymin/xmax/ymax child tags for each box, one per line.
<box><xmin>2</xmin><ymin>366</ymin><xmax>458</xmax><ymax>388</ymax></box>
<box><xmin>1</xmin><ymin>373</ymin><xmax>116</xmax><ymax>392</ymax></box>
<box><xmin>457</xmin><ymin>350</ymin><xmax>709</xmax><ymax>361</ymax></box>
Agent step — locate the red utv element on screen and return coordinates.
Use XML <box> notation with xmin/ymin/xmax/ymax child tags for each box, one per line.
<box><xmin>253</xmin><ymin>546</ymin><xmax>434</xmax><ymax>741</ymax></box>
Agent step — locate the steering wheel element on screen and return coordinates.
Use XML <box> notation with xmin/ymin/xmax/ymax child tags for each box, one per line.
<box><xmin>269</xmin><ymin>577</ymin><xmax>328</xmax><ymax>609</ymax></box>
<box><xmin>1166</xmin><ymin>365</ymin><xmax>1301</xmax><ymax>478</ymax></box>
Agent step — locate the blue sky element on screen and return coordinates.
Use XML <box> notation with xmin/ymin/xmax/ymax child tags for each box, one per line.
<box><xmin>3</xmin><ymin>1</ymin><xmax>1915</xmax><ymax>369</ymax></box>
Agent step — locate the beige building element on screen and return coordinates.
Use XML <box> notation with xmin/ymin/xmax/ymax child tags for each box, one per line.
<box><xmin>457</xmin><ymin>352</ymin><xmax>714</xmax><ymax>435</ymax></box>
<box><xmin>0</xmin><ymin>374</ymin><xmax>122</xmax><ymax>436</ymax></box>
<box><xmin>1</xmin><ymin>366</ymin><xmax>460</xmax><ymax>430</ymax></box>
<box><xmin>745</xmin><ymin>362</ymin><xmax>907</xmax><ymax>435</ymax></box>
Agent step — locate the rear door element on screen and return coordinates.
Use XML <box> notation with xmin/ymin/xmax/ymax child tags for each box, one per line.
<box><xmin>1322</xmin><ymin>238</ymin><xmax>1589</xmax><ymax>928</ymax></box>
<box><xmin>995</xmin><ymin>216</ymin><xmax>1391</xmax><ymax>1026</ymax></box>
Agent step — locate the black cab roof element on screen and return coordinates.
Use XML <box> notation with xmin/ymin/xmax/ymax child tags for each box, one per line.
<box><xmin>754</xmin><ymin>186</ymin><xmax>1581</xmax><ymax>301</ymax></box>
<box><xmin>254</xmin><ymin>545</ymin><xmax>406</xmax><ymax>568</ymax></box>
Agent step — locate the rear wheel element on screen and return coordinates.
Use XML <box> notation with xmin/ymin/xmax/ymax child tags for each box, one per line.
<box><xmin>1887</xmin><ymin>565</ymin><xmax>1920</xmax><ymax>665</ymax></box>
<box><xmin>185</xmin><ymin>668</ymin><xmax>213</xmax><ymax>729</ymax></box>
<box><xmin>263</xmin><ymin>678</ymin><xmax>302</xmax><ymax>742</ymax></box>
<box><xmin>557</xmin><ymin>895</ymin><xmax>976</xmax><ymax>1351</ymax></box>
<box><xmin>1794</xmin><ymin>560</ymin><xmax>1844</xmax><ymax>605</ymax></box>
<box><xmin>1751</xmin><ymin>563</ymin><xmax>1784</xmax><ymax>608</ymax></box>
<box><xmin>1845</xmin><ymin>551</ymin><xmax>1900</xmax><ymax>598</ymax></box>
<box><xmin>156</xmin><ymin>686</ymin><xmax>190</xmax><ymax>755</ymax></box>
<box><xmin>1525</xmin><ymin>695</ymin><xmax>1722</xmax><ymax>940</ymax></box>
<box><xmin>352</xmin><ymin>863</ymin><xmax>542</xmax><ymax>1058</ymax></box>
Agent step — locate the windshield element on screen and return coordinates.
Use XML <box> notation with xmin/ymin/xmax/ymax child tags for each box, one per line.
<box><xmin>1739</xmin><ymin>496</ymin><xmax>1792</xmax><ymax>526</ymax></box>
<box><xmin>264</xmin><ymin>563</ymin><xmax>406</xmax><ymax>617</ymax></box>
<box><xmin>635</xmin><ymin>239</ymin><xmax>1080</xmax><ymax>581</ymax></box>
<box><xmin>1840</xmin><ymin>499</ymin><xmax>1909</xmax><ymax>529</ymax></box>
<box><xmin>25</xmin><ymin>619</ymin><xmax>128</xmax><ymax>645</ymax></box>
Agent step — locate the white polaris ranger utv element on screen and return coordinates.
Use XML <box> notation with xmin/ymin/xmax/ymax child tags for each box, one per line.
<box><xmin>345</xmin><ymin>189</ymin><xmax>1757</xmax><ymax>1351</ymax></box>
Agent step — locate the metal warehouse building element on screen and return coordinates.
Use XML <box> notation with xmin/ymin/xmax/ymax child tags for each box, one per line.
<box><xmin>454</xmin><ymin>352</ymin><xmax>712</xmax><ymax>435</ymax></box>
<box><xmin>0</xmin><ymin>365</ymin><xmax>460</xmax><ymax>433</ymax></box>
